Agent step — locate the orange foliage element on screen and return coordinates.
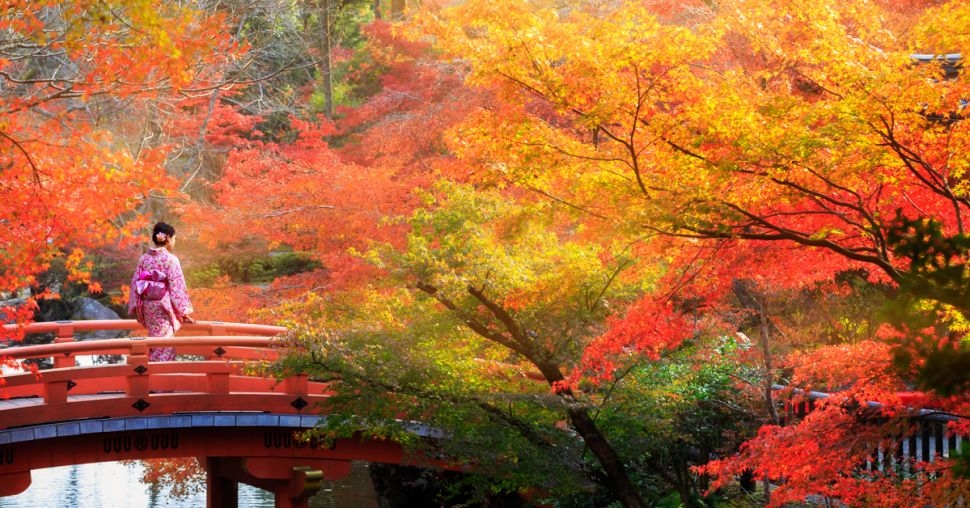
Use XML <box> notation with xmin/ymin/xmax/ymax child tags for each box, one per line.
<box><xmin>699</xmin><ymin>403</ymin><xmax>970</xmax><ymax>507</ymax></box>
<box><xmin>784</xmin><ymin>341</ymin><xmax>901</xmax><ymax>395</ymax></box>
<box><xmin>0</xmin><ymin>1</ymin><xmax>239</xmax><ymax>315</ymax></box>
<box><xmin>183</xmin><ymin>22</ymin><xmax>487</xmax><ymax>297</ymax></box>
<box><xmin>575</xmin><ymin>295</ymin><xmax>694</xmax><ymax>386</ymax></box>
<box><xmin>188</xmin><ymin>277</ymin><xmax>267</xmax><ymax>323</ymax></box>
<box><xmin>181</xmin><ymin>117</ymin><xmax>417</xmax><ymax>291</ymax></box>
<box><xmin>123</xmin><ymin>457</ymin><xmax>205</xmax><ymax>499</ymax></box>
<box><xmin>337</xmin><ymin>21</ymin><xmax>485</xmax><ymax>174</ymax></box>
<box><xmin>411</xmin><ymin>1</ymin><xmax>970</xmax><ymax>503</ymax></box>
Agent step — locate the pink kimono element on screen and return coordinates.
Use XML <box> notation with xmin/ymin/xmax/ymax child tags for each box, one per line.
<box><xmin>128</xmin><ymin>248</ymin><xmax>194</xmax><ymax>361</ymax></box>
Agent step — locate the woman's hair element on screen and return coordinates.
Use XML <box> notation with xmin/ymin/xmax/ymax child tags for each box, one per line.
<box><xmin>152</xmin><ymin>222</ymin><xmax>176</xmax><ymax>246</ymax></box>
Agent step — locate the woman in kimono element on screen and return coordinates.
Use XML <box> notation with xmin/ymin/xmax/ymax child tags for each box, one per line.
<box><xmin>128</xmin><ymin>222</ymin><xmax>196</xmax><ymax>361</ymax></box>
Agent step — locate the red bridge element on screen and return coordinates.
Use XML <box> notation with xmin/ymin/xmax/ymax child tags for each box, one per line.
<box><xmin>0</xmin><ymin>320</ymin><xmax>431</xmax><ymax>508</ymax></box>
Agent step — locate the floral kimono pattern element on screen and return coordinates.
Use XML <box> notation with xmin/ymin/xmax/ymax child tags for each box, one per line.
<box><xmin>128</xmin><ymin>248</ymin><xmax>194</xmax><ymax>361</ymax></box>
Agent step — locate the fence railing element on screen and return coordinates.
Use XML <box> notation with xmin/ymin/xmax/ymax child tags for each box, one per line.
<box><xmin>777</xmin><ymin>384</ymin><xmax>966</xmax><ymax>470</ymax></box>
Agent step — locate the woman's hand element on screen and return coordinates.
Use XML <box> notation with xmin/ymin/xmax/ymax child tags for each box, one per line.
<box><xmin>183</xmin><ymin>315</ymin><xmax>197</xmax><ymax>324</ymax></box>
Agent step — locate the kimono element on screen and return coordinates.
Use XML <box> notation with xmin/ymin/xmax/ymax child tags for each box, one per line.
<box><xmin>128</xmin><ymin>247</ymin><xmax>194</xmax><ymax>361</ymax></box>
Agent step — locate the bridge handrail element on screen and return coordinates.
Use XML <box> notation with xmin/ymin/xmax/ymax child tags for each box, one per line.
<box><xmin>0</xmin><ymin>336</ymin><xmax>279</xmax><ymax>361</ymax></box>
<box><xmin>2</xmin><ymin>319</ymin><xmax>287</xmax><ymax>339</ymax></box>
<box><xmin>0</xmin><ymin>361</ymin><xmax>242</xmax><ymax>388</ymax></box>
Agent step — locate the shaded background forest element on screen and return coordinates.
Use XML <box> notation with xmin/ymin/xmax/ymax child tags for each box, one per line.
<box><xmin>5</xmin><ymin>0</ymin><xmax>970</xmax><ymax>506</ymax></box>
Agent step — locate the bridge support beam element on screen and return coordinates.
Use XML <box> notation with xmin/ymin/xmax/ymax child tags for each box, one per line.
<box><xmin>206</xmin><ymin>456</ymin><xmax>350</xmax><ymax>508</ymax></box>
<box><xmin>206</xmin><ymin>457</ymin><xmax>239</xmax><ymax>508</ymax></box>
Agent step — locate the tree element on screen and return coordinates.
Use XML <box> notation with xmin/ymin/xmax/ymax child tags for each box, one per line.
<box><xmin>270</xmin><ymin>180</ymin><xmax>734</xmax><ymax>507</ymax></box>
<box><xmin>398</xmin><ymin>185</ymin><xmax>655</xmax><ymax>507</ymax></box>
<box><xmin>406</xmin><ymin>0</ymin><xmax>970</xmax><ymax>503</ymax></box>
<box><xmin>118</xmin><ymin>0</ymin><xmax>970</xmax><ymax>503</ymax></box>
<box><xmin>418</xmin><ymin>0</ymin><xmax>970</xmax><ymax>306</ymax></box>
<box><xmin>181</xmin><ymin>15</ymin><xmax>486</xmax><ymax>303</ymax></box>
<box><xmin>0</xmin><ymin>1</ymin><xmax>238</xmax><ymax>331</ymax></box>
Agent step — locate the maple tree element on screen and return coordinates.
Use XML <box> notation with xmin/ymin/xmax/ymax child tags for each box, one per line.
<box><xmin>418</xmin><ymin>0</ymin><xmax>970</xmax><ymax>301</ymax></box>
<box><xmin>393</xmin><ymin>0</ymin><xmax>970</xmax><ymax>505</ymax></box>
<box><xmin>195</xmin><ymin>1</ymin><xmax>960</xmax><ymax>503</ymax></box>
<box><xmin>9</xmin><ymin>0</ymin><xmax>970</xmax><ymax>505</ymax></box>
<box><xmin>270</xmin><ymin>181</ymin><xmax>722</xmax><ymax>506</ymax></box>
<box><xmin>179</xmin><ymin>15</ymin><xmax>487</xmax><ymax>307</ymax></box>
<box><xmin>0</xmin><ymin>1</ymin><xmax>240</xmax><ymax>333</ymax></box>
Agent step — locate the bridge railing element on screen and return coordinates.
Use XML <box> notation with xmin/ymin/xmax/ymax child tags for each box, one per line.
<box><xmin>2</xmin><ymin>319</ymin><xmax>287</xmax><ymax>366</ymax></box>
<box><xmin>0</xmin><ymin>320</ymin><xmax>325</xmax><ymax>430</ymax></box>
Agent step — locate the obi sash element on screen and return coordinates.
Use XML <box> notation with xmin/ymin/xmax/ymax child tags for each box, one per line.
<box><xmin>135</xmin><ymin>269</ymin><xmax>168</xmax><ymax>300</ymax></box>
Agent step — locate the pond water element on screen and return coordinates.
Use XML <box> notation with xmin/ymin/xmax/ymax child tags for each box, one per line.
<box><xmin>0</xmin><ymin>460</ymin><xmax>379</xmax><ymax>508</ymax></box>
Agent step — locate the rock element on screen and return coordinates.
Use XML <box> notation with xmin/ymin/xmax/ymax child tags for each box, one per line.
<box><xmin>0</xmin><ymin>288</ymin><xmax>32</xmax><ymax>324</ymax></box>
<box><xmin>71</xmin><ymin>297</ymin><xmax>122</xmax><ymax>340</ymax></box>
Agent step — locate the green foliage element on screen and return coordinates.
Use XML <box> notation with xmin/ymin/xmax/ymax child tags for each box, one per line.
<box><xmin>302</xmin><ymin>0</ymin><xmax>378</xmax><ymax>115</ymax></box>
<box><xmin>185</xmin><ymin>252</ymin><xmax>321</xmax><ymax>287</ymax></box>
<box><xmin>268</xmin><ymin>184</ymin><xmax>644</xmax><ymax>498</ymax></box>
<box><xmin>265</xmin><ymin>182</ymin><xmax>743</xmax><ymax>504</ymax></box>
<box><xmin>331</xmin><ymin>0</ymin><xmax>377</xmax><ymax>50</ymax></box>
<box><xmin>952</xmin><ymin>441</ymin><xmax>970</xmax><ymax>479</ymax></box>
<box><xmin>886</xmin><ymin>210</ymin><xmax>970</xmax><ymax>310</ymax></box>
<box><xmin>331</xmin><ymin>51</ymin><xmax>384</xmax><ymax>109</ymax></box>
<box><xmin>591</xmin><ymin>345</ymin><xmax>751</xmax><ymax>505</ymax></box>
<box><xmin>381</xmin><ymin>182</ymin><xmax>647</xmax><ymax>358</ymax></box>
<box><xmin>253</xmin><ymin>111</ymin><xmax>300</xmax><ymax>144</ymax></box>
<box><xmin>877</xmin><ymin>211</ymin><xmax>970</xmax><ymax>394</ymax></box>
<box><xmin>184</xmin><ymin>266</ymin><xmax>222</xmax><ymax>288</ymax></box>
<box><xmin>887</xmin><ymin>298</ymin><xmax>970</xmax><ymax>396</ymax></box>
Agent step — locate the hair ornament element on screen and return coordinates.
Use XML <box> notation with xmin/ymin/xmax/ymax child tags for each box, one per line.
<box><xmin>155</xmin><ymin>232</ymin><xmax>168</xmax><ymax>243</ymax></box>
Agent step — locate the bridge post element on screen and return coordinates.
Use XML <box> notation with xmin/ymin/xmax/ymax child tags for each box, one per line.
<box><xmin>286</xmin><ymin>466</ymin><xmax>324</xmax><ymax>508</ymax></box>
<box><xmin>206</xmin><ymin>323</ymin><xmax>227</xmax><ymax>360</ymax></box>
<box><xmin>285</xmin><ymin>373</ymin><xmax>308</xmax><ymax>397</ymax></box>
<box><xmin>43</xmin><ymin>380</ymin><xmax>68</xmax><ymax>404</ymax></box>
<box><xmin>208</xmin><ymin>370</ymin><xmax>231</xmax><ymax>394</ymax></box>
<box><xmin>126</xmin><ymin>339</ymin><xmax>150</xmax><ymax>396</ymax></box>
<box><xmin>52</xmin><ymin>322</ymin><xmax>75</xmax><ymax>369</ymax></box>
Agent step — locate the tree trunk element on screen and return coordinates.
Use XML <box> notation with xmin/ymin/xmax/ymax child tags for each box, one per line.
<box><xmin>316</xmin><ymin>0</ymin><xmax>334</xmax><ymax>119</ymax></box>
<box><xmin>565</xmin><ymin>404</ymin><xmax>647</xmax><ymax>508</ymax></box>
<box><xmin>536</xmin><ymin>358</ymin><xmax>646</xmax><ymax>507</ymax></box>
<box><xmin>757</xmin><ymin>295</ymin><xmax>777</xmax><ymax>506</ymax></box>
<box><xmin>733</xmin><ymin>279</ymin><xmax>779</xmax><ymax>505</ymax></box>
<box><xmin>674</xmin><ymin>458</ymin><xmax>702</xmax><ymax>508</ymax></box>
<box><xmin>391</xmin><ymin>0</ymin><xmax>406</xmax><ymax>20</ymax></box>
<box><xmin>529</xmin><ymin>355</ymin><xmax>645</xmax><ymax>507</ymax></box>
<box><xmin>757</xmin><ymin>296</ymin><xmax>780</xmax><ymax>426</ymax></box>
<box><xmin>423</xmin><ymin>283</ymin><xmax>647</xmax><ymax>507</ymax></box>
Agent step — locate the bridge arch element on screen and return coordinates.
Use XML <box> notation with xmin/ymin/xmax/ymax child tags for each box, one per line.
<box><xmin>0</xmin><ymin>413</ymin><xmax>434</xmax><ymax>507</ymax></box>
<box><xmin>0</xmin><ymin>320</ymin><xmax>446</xmax><ymax>508</ymax></box>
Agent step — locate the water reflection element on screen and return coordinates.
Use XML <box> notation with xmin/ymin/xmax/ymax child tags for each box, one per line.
<box><xmin>0</xmin><ymin>461</ymin><xmax>378</xmax><ymax>508</ymax></box>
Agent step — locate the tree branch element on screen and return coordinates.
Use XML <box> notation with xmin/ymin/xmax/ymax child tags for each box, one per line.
<box><xmin>414</xmin><ymin>282</ymin><xmax>524</xmax><ymax>354</ymax></box>
<box><xmin>0</xmin><ymin>130</ymin><xmax>42</xmax><ymax>186</ymax></box>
